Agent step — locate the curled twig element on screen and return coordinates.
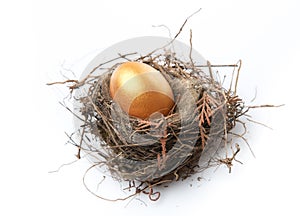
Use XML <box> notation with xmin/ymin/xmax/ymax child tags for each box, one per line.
<box><xmin>218</xmin><ymin>144</ymin><xmax>242</xmax><ymax>173</ymax></box>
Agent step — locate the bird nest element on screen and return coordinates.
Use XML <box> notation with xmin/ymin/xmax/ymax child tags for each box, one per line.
<box><xmin>87</xmin><ymin>53</ymin><xmax>241</xmax><ymax>177</ymax></box>
<box><xmin>47</xmin><ymin>7</ymin><xmax>282</xmax><ymax>199</ymax></box>
<box><xmin>48</xmin><ymin>45</ymin><xmax>247</xmax><ymax>200</ymax></box>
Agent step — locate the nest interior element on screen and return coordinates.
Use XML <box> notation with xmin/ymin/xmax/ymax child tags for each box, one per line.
<box><xmin>77</xmin><ymin>52</ymin><xmax>244</xmax><ymax>184</ymax></box>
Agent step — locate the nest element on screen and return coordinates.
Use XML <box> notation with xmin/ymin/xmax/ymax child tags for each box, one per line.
<box><xmin>69</xmin><ymin>50</ymin><xmax>245</xmax><ymax>188</ymax></box>
<box><xmin>47</xmin><ymin>27</ymin><xmax>281</xmax><ymax>202</ymax></box>
<box><xmin>46</xmin><ymin>6</ymin><xmax>281</xmax><ymax>200</ymax></box>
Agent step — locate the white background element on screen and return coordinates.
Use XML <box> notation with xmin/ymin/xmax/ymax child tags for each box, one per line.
<box><xmin>1</xmin><ymin>0</ymin><xmax>299</xmax><ymax>215</ymax></box>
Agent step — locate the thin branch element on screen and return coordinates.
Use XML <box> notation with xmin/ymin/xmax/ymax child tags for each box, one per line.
<box><xmin>59</xmin><ymin>101</ymin><xmax>85</xmax><ymax>122</ymax></box>
<box><xmin>250</xmin><ymin>87</ymin><xmax>258</xmax><ymax>103</ymax></box>
<box><xmin>207</xmin><ymin>61</ymin><xmax>214</xmax><ymax>84</ymax></box>
<box><xmin>145</xmin><ymin>8</ymin><xmax>202</xmax><ymax>57</ymax></box>
<box><xmin>218</xmin><ymin>144</ymin><xmax>242</xmax><ymax>173</ymax></box>
<box><xmin>152</xmin><ymin>24</ymin><xmax>172</xmax><ymax>39</ymax></box>
<box><xmin>229</xmin><ymin>131</ymin><xmax>255</xmax><ymax>158</ymax></box>
<box><xmin>234</xmin><ymin>60</ymin><xmax>242</xmax><ymax>95</ymax></box>
<box><xmin>246</xmin><ymin>118</ymin><xmax>273</xmax><ymax>130</ymax></box>
<box><xmin>46</xmin><ymin>79</ymin><xmax>79</xmax><ymax>86</ymax></box>
<box><xmin>83</xmin><ymin>163</ymin><xmax>171</xmax><ymax>202</ymax></box>
<box><xmin>247</xmin><ymin>104</ymin><xmax>284</xmax><ymax>109</ymax></box>
<box><xmin>48</xmin><ymin>159</ymin><xmax>79</xmax><ymax>173</ymax></box>
<box><xmin>88</xmin><ymin>52</ymin><xmax>137</xmax><ymax>76</ymax></box>
<box><xmin>76</xmin><ymin>115</ymin><xmax>88</xmax><ymax>159</ymax></box>
<box><xmin>175</xmin><ymin>8</ymin><xmax>202</xmax><ymax>39</ymax></box>
<box><xmin>195</xmin><ymin>64</ymin><xmax>239</xmax><ymax>67</ymax></box>
<box><xmin>189</xmin><ymin>29</ymin><xmax>194</xmax><ymax>67</ymax></box>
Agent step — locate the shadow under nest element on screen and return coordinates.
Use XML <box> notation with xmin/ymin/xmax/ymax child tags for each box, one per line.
<box><xmin>75</xmin><ymin>53</ymin><xmax>245</xmax><ymax>187</ymax></box>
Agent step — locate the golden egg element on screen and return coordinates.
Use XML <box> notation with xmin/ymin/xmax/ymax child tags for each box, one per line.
<box><xmin>109</xmin><ymin>62</ymin><xmax>174</xmax><ymax>119</ymax></box>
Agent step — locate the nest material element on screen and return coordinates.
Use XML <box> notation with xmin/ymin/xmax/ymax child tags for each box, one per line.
<box><xmin>76</xmin><ymin>52</ymin><xmax>244</xmax><ymax>184</ymax></box>
<box><xmin>46</xmin><ymin>8</ymin><xmax>278</xmax><ymax>200</ymax></box>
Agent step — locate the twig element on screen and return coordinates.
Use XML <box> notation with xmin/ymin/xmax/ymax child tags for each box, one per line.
<box><xmin>207</xmin><ymin>61</ymin><xmax>214</xmax><ymax>85</ymax></box>
<box><xmin>189</xmin><ymin>29</ymin><xmax>194</xmax><ymax>67</ymax></box>
<box><xmin>60</xmin><ymin>60</ymin><xmax>76</xmax><ymax>79</ymax></box>
<box><xmin>59</xmin><ymin>101</ymin><xmax>84</xmax><ymax>122</ymax></box>
<box><xmin>175</xmin><ymin>8</ymin><xmax>202</xmax><ymax>39</ymax></box>
<box><xmin>152</xmin><ymin>24</ymin><xmax>172</xmax><ymax>39</ymax></box>
<box><xmin>88</xmin><ymin>52</ymin><xmax>137</xmax><ymax>76</ymax></box>
<box><xmin>229</xmin><ymin>131</ymin><xmax>255</xmax><ymax>158</ymax></box>
<box><xmin>246</xmin><ymin>117</ymin><xmax>273</xmax><ymax>130</ymax></box>
<box><xmin>83</xmin><ymin>163</ymin><xmax>170</xmax><ymax>202</ymax></box>
<box><xmin>145</xmin><ymin>8</ymin><xmax>202</xmax><ymax>57</ymax></box>
<box><xmin>158</xmin><ymin>126</ymin><xmax>168</xmax><ymax>169</ymax></box>
<box><xmin>195</xmin><ymin>64</ymin><xmax>239</xmax><ymax>67</ymax></box>
<box><xmin>46</xmin><ymin>79</ymin><xmax>79</xmax><ymax>86</ymax></box>
<box><xmin>48</xmin><ymin>159</ymin><xmax>79</xmax><ymax>173</ymax></box>
<box><xmin>250</xmin><ymin>87</ymin><xmax>258</xmax><ymax>103</ymax></box>
<box><xmin>218</xmin><ymin>144</ymin><xmax>242</xmax><ymax>173</ymax></box>
<box><xmin>76</xmin><ymin>115</ymin><xmax>88</xmax><ymax>159</ymax></box>
<box><xmin>228</xmin><ymin>60</ymin><xmax>242</xmax><ymax>95</ymax></box>
<box><xmin>234</xmin><ymin>60</ymin><xmax>242</xmax><ymax>95</ymax></box>
<box><xmin>247</xmin><ymin>104</ymin><xmax>284</xmax><ymax>109</ymax></box>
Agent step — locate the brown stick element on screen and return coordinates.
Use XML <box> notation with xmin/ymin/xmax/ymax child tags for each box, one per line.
<box><xmin>144</xmin><ymin>8</ymin><xmax>202</xmax><ymax>57</ymax></box>
<box><xmin>46</xmin><ymin>79</ymin><xmax>79</xmax><ymax>86</ymax></box>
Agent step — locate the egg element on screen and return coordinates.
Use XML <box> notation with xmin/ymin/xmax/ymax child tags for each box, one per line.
<box><xmin>109</xmin><ymin>62</ymin><xmax>174</xmax><ymax>119</ymax></box>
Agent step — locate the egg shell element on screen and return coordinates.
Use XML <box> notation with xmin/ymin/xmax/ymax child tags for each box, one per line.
<box><xmin>109</xmin><ymin>62</ymin><xmax>174</xmax><ymax>119</ymax></box>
